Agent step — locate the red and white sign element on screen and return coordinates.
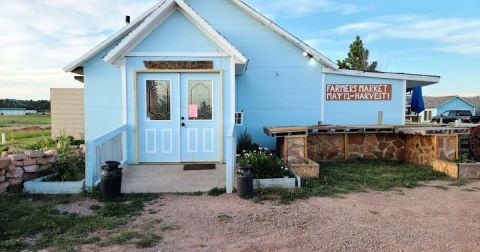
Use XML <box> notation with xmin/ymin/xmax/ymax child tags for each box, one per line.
<box><xmin>188</xmin><ymin>104</ymin><xmax>198</xmax><ymax>118</ymax></box>
<box><xmin>326</xmin><ymin>84</ymin><xmax>392</xmax><ymax>101</ymax></box>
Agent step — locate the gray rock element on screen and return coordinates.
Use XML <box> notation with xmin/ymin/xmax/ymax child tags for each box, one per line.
<box><xmin>0</xmin><ymin>175</ymin><xmax>5</xmax><ymax>182</ymax></box>
<box><xmin>0</xmin><ymin>158</ymin><xmax>10</xmax><ymax>170</ymax></box>
<box><xmin>13</xmin><ymin>153</ymin><xmax>26</xmax><ymax>161</ymax></box>
<box><xmin>6</xmin><ymin>167</ymin><xmax>23</xmax><ymax>178</ymax></box>
<box><xmin>26</xmin><ymin>150</ymin><xmax>44</xmax><ymax>158</ymax></box>
<box><xmin>23</xmin><ymin>165</ymin><xmax>40</xmax><ymax>173</ymax></box>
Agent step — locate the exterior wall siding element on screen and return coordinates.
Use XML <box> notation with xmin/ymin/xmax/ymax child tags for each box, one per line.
<box><xmin>132</xmin><ymin>11</ymin><xmax>222</xmax><ymax>53</ymax></box>
<box><xmin>324</xmin><ymin>74</ymin><xmax>404</xmax><ymax>125</ymax></box>
<box><xmin>83</xmin><ymin>45</ymin><xmax>123</xmax><ymax>141</ymax></box>
<box><xmin>50</xmin><ymin>88</ymin><xmax>84</xmax><ymax>139</ymax></box>
<box><xmin>187</xmin><ymin>0</ymin><xmax>324</xmax><ymax>149</ymax></box>
<box><xmin>437</xmin><ymin>97</ymin><xmax>475</xmax><ymax>115</ymax></box>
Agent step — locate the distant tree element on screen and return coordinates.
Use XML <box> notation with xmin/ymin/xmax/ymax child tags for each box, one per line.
<box><xmin>337</xmin><ymin>35</ymin><xmax>378</xmax><ymax>72</ymax></box>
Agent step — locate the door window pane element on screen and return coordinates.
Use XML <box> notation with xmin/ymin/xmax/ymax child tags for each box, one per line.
<box><xmin>146</xmin><ymin>80</ymin><xmax>170</xmax><ymax>120</ymax></box>
<box><xmin>188</xmin><ymin>80</ymin><xmax>212</xmax><ymax>120</ymax></box>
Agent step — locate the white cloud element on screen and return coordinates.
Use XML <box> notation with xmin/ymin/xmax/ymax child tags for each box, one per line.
<box><xmin>244</xmin><ymin>0</ymin><xmax>367</xmax><ymax>18</ymax></box>
<box><xmin>332</xmin><ymin>15</ymin><xmax>480</xmax><ymax>54</ymax></box>
<box><xmin>0</xmin><ymin>0</ymin><xmax>157</xmax><ymax>100</ymax></box>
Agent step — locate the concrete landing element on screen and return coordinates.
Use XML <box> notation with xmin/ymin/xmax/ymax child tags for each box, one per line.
<box><xmin>121</xmin><ymin>164</ymin><xmax>226</xmax><ymax>193</ymax></box>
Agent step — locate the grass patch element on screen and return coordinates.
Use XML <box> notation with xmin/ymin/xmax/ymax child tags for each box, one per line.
<box><xmin>0</xmin><ymin>115</ymin><xmax>50</xmax><ymax>127</ymax></box>
<box><xmin>252</xmin><ymin>160</ymin><xmax>450</xmax><ymax>204</ymax></box>
<box><xmin>208</xmin><ymin>187</ymin><xmax>226</xmax><ymax>196</ymax></box>
<box><xmin>0</xmin><ymin>192</ymin><xmax>158</xmax><ymax>251</ymax></box>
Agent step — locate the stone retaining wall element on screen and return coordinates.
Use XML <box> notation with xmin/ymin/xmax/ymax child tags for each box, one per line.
<box><xmin>0</xmin><ymin>150</ymin><xmax>57</xmax><ymax>193</ymax></box>
<box><xmin>280</xmin><ymin>133</ymin><xmax>459</xmax><ymax>167</ymax></box>
<box><xmin>307</xmin><ymin>133</ymin><xmax>406</xmax><ymax>162</ymax></box>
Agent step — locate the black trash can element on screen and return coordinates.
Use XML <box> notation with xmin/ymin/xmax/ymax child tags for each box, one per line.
<box><xmin>237</xmin><ymin>164</ymin><xmax>254</xmax><ymax>198</ymax></box>
<box><xmin>100</xmin><ymin>161</ymin><xmax>122</xmax><ymax>200</ymax></box>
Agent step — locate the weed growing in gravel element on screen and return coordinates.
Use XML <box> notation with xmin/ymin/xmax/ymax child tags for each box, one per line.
<box><xmin>431</xmin><ymin>185</ymin><xmax>449</xmax><ymax>190</ymax></box>
<box><xmin>251</xmin><ymin>160</ymin><xmax>450</xmax><ymax>204</ymax></box>
<box><xmin>217</xmin><ymin>214</ymin><xmax>233</xmax><ymax>223</ymax></box>
<box><xmin>208</xmin><ymin>187</ymin><xmax>226</xmax><ymax>196</ymax></box>
<box><xmin>449</xmin><ymin>179</ymin><xmax>467</xmax><ymax>187</ymax></box>
<box><xmin>160</xmin><ymin>224</ymin><xmax>180</xmax><ymax>231</ymax></box>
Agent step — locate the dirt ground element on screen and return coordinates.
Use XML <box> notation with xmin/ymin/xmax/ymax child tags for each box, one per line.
<box><xmin>87</xmin><ymin>180</ymin><xmax>480</xmax><ymax>252</ymax></box>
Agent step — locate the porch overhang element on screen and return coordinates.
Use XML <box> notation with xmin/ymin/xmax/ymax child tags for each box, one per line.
<box><xmin>322</xmin><ymin>68</ymin><xmax>440</xmax><ymax>89</ymax></box>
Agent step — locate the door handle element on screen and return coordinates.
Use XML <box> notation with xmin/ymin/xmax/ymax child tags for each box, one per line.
<box><xmin>181</xmin><ymin>123</ymin><xmax>186</xmax><ymax>127</ymax></box>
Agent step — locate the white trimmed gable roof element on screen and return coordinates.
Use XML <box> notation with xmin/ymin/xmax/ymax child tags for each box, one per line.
<box><xmin>104</xmin><ymin>0</ymin><xmax>248</xmax><ymax>65</ymax></box>
<box><xmin>63</xmin><ymin>1</ymin><xmax>167</xmax><ymax>72</ymax></box>
<box><xmin>64</xmin><ymin>0</ymin><xmax>338</xmax><ymax>72</ymax></box>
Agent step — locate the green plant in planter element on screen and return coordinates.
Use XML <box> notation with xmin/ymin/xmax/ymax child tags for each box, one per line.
<box><xmin>53</xmin><ymin>150</ymin><xmax>85</xmax><ymax>181</ymax></box>
<box><xmin>238</xmin><ymin>148</ymin><xmax>293</xmax><ymax>179</ymax></box>
<box><xmin>237</xmin><ymin>129</ymin><xmax>259</xmax><ymax>154</ymax></box>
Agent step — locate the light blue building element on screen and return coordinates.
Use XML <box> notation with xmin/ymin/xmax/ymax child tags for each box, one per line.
<box><xmin>64</xmin><ymin>0</ymin><xmax>440</xmax><ymax>193</ymax></box>
<box><xmin>422</xmin><ymin>96</ymin><xmax>476</xmax><ymax>122</ymax></box>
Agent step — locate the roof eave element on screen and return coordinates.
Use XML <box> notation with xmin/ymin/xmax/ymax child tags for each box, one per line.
<box><xmin>63</xmin><ymin>1</ymin><xmax>166</xmax><ymax>72</ymax></box>
<box><xmin>322</xmin><ymin>68</ymin><xmax>440</xmax><ymax>83</ymax></box>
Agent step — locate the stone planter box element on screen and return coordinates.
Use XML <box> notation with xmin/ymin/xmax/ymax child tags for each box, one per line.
<box><xmin>291</xmin><ymin>159</ymin><xmax>320</xmax><ymax>178</ymax></box>
<box><xmin>253</xmin><ymin>176</ymin><xmax>300</xmax><ymax>189</ymax></box>
<box><xmin>432</xmin><ymin>159</ymin><xmax>480</xmax><ymax>179</ymax></box>
<box><xmin>24</xmin><ymin>174</ymin><xmax>84</xmax><ymax>194</ymax></box>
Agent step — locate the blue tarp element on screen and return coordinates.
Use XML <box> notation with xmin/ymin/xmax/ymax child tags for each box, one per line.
<box><xmin>411</xmin><ymin>86</ymin><xmax>425</xmax><ymax>114</ymax></box>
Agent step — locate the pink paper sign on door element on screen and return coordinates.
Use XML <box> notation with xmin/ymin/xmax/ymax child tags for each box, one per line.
<box><xmin>188</xmin><ymin>104</ymin><xmax>198</xmax><ymax>118</ymax></box>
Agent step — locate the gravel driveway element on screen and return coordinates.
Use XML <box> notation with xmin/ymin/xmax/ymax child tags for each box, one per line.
<box><xmin>91</xmin><ymin>180</ymin><xmax>480</xmax><ymax>251</ymax></box>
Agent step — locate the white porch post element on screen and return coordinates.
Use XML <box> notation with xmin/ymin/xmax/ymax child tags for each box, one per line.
<box><xmin>121</xmin><ymin>60</ymin><xmax>128</xmax><ymax>164</ymax></box>
<box><xmin>85</xmin><ymin>140</ymin><xmax>96</xmax><ymax>189</ymax></box>
<box><xmin>226</xmin><ymin>58</ymin><xmax>236</xmax><ymax>193</ymax></box>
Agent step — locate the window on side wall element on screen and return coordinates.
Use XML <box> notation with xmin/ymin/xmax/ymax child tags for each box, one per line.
<box><xmin>235</xmin><ymin>112</ymin><xmax>243</xmax><ymax>126</ymax></box>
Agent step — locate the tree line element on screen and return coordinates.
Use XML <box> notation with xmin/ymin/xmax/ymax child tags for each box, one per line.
<box><xmin>0</xmin><ymin>99</ymin><xmax>50</xmax><ymax>112</ymax></box>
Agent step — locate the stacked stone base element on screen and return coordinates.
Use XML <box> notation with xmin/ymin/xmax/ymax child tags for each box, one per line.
<box><xmin>0</xmin><ymin>150</ymin><xmax>57</xmax><ymax>193</ymax></box>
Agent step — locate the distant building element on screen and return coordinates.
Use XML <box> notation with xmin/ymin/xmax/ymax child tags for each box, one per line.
<box><xmin>50</xmin><ymin>88</ymin><xmax>84</xmax><ymax>139</ymax></box>
<box><xmin>421</xmin><ymin>96</ymin><xmax>477</xmax><ymax>122</ymax></box>
<box><xmin>0</xmin><ymin>107</ymin><xmax>26</xmax><ymax>116</ymax></box>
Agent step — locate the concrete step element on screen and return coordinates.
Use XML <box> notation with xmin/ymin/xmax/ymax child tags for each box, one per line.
<box><xmin>121</xmin><ymin>164</ymin><xmax>226</xmax><ymax>193</ymax></box>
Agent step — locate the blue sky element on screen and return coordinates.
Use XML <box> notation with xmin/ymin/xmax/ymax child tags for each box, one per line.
<box><xmin>0</xmin><ymin>0</ymin><xmax>479</xmax><ymax>99</ymax></box>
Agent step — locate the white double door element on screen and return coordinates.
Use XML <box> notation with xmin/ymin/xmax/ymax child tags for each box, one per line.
<box><xmin>137</xmin><ymin>72</ymin><xmax>221</xmax><ymax>163</ymax></box>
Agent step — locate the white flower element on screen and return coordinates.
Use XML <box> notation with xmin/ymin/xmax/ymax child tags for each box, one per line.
<box><xmin>264</xmin><ymin>147</ymin><xmax>269</xmax><ymax>151</ymax></box>
<box><xmin>236</xmin><ymin>154</ymin><xmax>241</xmax><ymax>157</ymax></box>
<box><xmin>258</xmin><ymin>146</ymin><xmax>262</xmax><ymax>150</ymax></box>
<box><xmin>242</xmin><ymin>150</ymin><xmax>246</xmax><ymax>153</ymax></box>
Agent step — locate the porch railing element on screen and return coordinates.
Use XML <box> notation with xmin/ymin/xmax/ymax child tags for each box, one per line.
<box><xmin>85</xmin><ymin>124</ymin><xmax>127</xmax><ymax>188</ymax></box>
<box><xmin>226</xmin><ymin>125</ymin><xmax>237</xmax><ymax>193</ymax></box>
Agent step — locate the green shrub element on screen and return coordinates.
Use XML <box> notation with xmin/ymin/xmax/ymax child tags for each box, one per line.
<box><xmin>25</xmin><ymin>135</ymin><xmax>85</xmax><ymax>154</ymax></box>
<box><xmin>238</xmin><ymin>148</ymin><xmax>294</xmax><ymax>179</ymax></box>
<box><xmin>237</xmin><ymin>129</ymin><xmax>259</xmax><ymax>154</ymax></box>
<box><xmin>208</xmin><ymin>187</ymin><xmax>226</xmax><ymax>196</ymax></box>
<box><xmin>53</xmin><ymin>151</ymin><xmax>85</xmax><ymax>181</ymax></box>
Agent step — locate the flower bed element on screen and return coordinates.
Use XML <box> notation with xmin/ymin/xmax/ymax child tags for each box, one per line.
<box><xmin>23</xmin><ymin>174</ymin><xmax>84</xmax><ymax>194</ymax></box>
<box><xmin>238</xmin><ymin>147</ymin><xmax>300</xmax><ymax>189</ymax></box>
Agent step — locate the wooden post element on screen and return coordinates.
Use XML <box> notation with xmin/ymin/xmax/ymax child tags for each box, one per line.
<box><xmin>433</xmin><ymin>135</ymin><xmax>438</xmax><ymax>159</ymax></box>
<box><xmin>378</xmin><ymin>111</ymin><xmax>383</xmax><ymax>125</ymax></box>
<box><xmin>1</xmin><ymin>133</ymin><xmax>5</xmax><ymax>145</ymax></box>
<box><xmin>455</xmin><ymin>134</ymin><xmax>459</xmax><ymax>160</ymax></box>
<box><xmin>344</xmin><ymin>134</ymin><xmax>349</xmax><ymax>160</ymax></box>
